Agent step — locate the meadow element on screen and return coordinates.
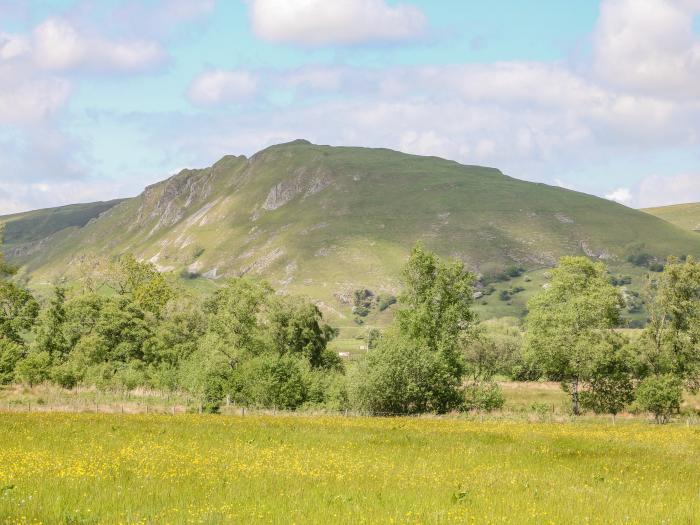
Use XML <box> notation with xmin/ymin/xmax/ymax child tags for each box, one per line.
<box><xmin>1</xmin><ymin>412</ymin><xmax>699</xmax><ymax>524</ymax></box>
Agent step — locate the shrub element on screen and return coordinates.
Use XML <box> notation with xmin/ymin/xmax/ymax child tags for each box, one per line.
<box><xmin>505</xmin><ymin>265</ymin><xmax>525</xmax><ymax>278</ymax></box>
<box><xmin>234</xmin><ymin>355</ymin><xmax>308</xmax><ymax>410</ymax></box>
<box><xmin>377</xmin><ymin>294</ymin><xmax>397</xmax><ymax>311</ymax></box>
<box><xmin>15</xmin><ymin>351</ymin><xmax>52</xmax><ymax>387</ymax></box>
<box><xmin>636</xmin><ymin>375</ymin><xmax>683</xmax><ymax>423</ymax></box>
<box><xmin>50</xmin><ymin>361</ymin><xmax>81</xmax><ymax>390</ymax></box>
<box><xmin>349</xmin><ymin>333</ymin><xmax>463</xmax><ymax>415</ymax></box>
<box><xmin>462</xmin><ymin>382</ymin><xmax>505</xmax><ymax>412</ymax></box>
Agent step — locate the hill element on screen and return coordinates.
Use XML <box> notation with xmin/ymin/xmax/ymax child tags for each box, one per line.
<box><xmin>1</xmin><ymin>200</ymin><xmax>126</xmax><ymax>251</ymax></box>
<box><xmin>642</xmin><ymin>203</ymin><xmax>700</xmax><ymax>233</ymax></box>
<box><xmin>3</xmin><ymin>141</ymin><xmax>700</xmax><ymax>327</ymax></box>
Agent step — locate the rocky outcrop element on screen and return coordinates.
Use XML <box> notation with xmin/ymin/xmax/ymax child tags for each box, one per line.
<box><xmin>262</xmin><ymin>167</ymin><xmax>332</xmax><ymax>211</ymax></box>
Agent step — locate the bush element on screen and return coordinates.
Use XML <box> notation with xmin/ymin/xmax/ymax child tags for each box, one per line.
<box><xmin>234</xmin><ymin>355</ymin><xmax>308</xmax><ymax>410</ymax></box>
<box><xmin>15</xmin><ymin>351</ymin><xmax>52</xmax><ymax>387</ymax></box>
<box><xmin>377</xmin><ymin>294</ymin><xmax>397</xmax><ymax>312</ymax></box>
<box><xmin>50</xmin><ymin>361</ymin><xmax>81</xmax><ymax>389</ymax></box>
<box><xmin>498</xmin><ymin>290</ymin><xmax>511</xmax><ymax>301</ymax></box>
<box><xmin>636</xmin><ymin>375</ymin><xmax>683</xmax><ymax>423</ymax></box>
<box><xmin>505</xmin><ymin>265</ymin><xmax>525</xmax><ymax>278</ymax></box>
<box><xmin>349</xmin><ymin>333</ymin><xmax>463</xmax><ymax>415</ymax></box>
<box><xmin>462</xmin><ymin>382</ymin><xmax>505</xmax><ymax>412</ymax></box>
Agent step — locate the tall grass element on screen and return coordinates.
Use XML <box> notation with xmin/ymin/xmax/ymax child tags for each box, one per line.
<box><xmin>1</xmin><ymin>413</ymin><xmax>698</xmax><ymax>524</ymax></box>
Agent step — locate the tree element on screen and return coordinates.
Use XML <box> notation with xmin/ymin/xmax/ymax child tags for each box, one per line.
<box><xmin>525</xmin><ymin>257</ymin><xmax>624</xmax><ymax>415</ymax></box>
<box><xmin>352</xmin><ymin>245</ymin><xmax>477</xmax><ymax>414</ymax></box>
<box><xmin>267</xmin><ymin>296</ymin><xmax>339</xmax><ymax>368</ymax></box>
<box><xmin>32</xmin><ymin>286</ymin><xmax>69</xmax><ymax>359</ymax></box>
<box><xmin>0</xmin><ymin>281</ymin><xmax>38</xmax><ymax>343</ymax></box>
<box><xmin>15</xmin><ymin>351</ymin><xmax>51</xmax><ymax>387</ymax></box>
<box><xmin>395</xmin><ymin>243</ymin><xmax>476</xmax><ymax>376</ymax></box>
<box><xmin>636</xmin><ymin>374</ymin><xmax>683</xmax><ymax>424</ymax></box>
<box><xmin>203</xmin><ymin>278</ymin><xmax>273</xmax><ymax>369</ymax></box>
<box><xmin>637</xmin><ymin>257</ymin><xmax>700</xmax><ymax>392</ymax></box>
<box><xmin>0</xmin><ymin>228</ymin><xmax>38</xmax><ymax>344</ymax></box>
<box><xmin>0</xmin><ymin>338</ymin><xmax>23</xmax><ymax>384</ymax></box>
<box><xmin>579</xmin><ymin>333</ymin><xmax>634</xmax><ymax>420</ymax></box>
<box><xmin>350</xmin><ymin>331</ymin><xmax>463</xmax><ymax>415</ymax></box>
<box><xmin>105</xmin><ymin>254</ymin><xmax>174</xmax><ymax>317</ymax></box>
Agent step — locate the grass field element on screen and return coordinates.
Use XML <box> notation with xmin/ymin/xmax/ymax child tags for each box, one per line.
<box><xmin>1</xmin><ymin>413</ymin><xmax>699</xmax><ymax>524</ymax></box>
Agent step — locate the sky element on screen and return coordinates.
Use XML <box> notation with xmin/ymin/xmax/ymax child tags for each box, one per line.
<box><xmin>0</xmin><ymin>0</ymin><xmax>699</xmax><ymax>214</ymax></box>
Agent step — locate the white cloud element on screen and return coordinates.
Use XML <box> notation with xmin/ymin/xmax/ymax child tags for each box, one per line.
<box><xmin>0</xmin><ymin>33</ymin><xmax>30</xmax><ymax>60</ymax></box>
<box><xmin>638</xmin><ymin>174</ymin><xmax>700</xmax><ymax>207</ymax></box>
<box><xmin>593</xmin><ymin>0</ymin><xmax>700</xmax><ymax>98</ymax></box>
<box><xmin>605</xmin><ymin>187</ymin><xmax>633</xmax><ymax>205</ymax></box>
<box><xmin>188</xmin><ymin>70</ymin><xmax>259</xmax><ymax>105</ymax></box>
<box><xmin>31</xmin><ymin>18</ymin><xmax>166</xmax><ymax>73</ymax></box>
<box><xmin>249</xmin><ymin>0</ymin><xmax>427</xmax><ymax>45</ymax></box>
<box><xmin>0</xmin><ymin>64</ymin><xmax>71</xmax><ymax>124</ymax></box>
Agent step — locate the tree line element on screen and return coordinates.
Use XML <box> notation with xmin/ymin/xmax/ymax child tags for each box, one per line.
<box><xmin>1</xmin><ymin>233</ymin><xmax>699</xmax><ymax>421</ymax></box>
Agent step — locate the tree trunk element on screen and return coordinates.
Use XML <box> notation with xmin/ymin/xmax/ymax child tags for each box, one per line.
<box><xmin>572</xmin><ymin>378</ymin><xmax>580</xmax><ymax>416</ymax></box>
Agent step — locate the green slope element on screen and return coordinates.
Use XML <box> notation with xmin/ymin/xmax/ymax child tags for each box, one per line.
<box><xmin>643</xmin><ymin>203</ymin><xmax>700</xmax><ymax>233</ymax></box>
<box><xmin>4</xmin><ymin>141</ymin><xmax>700</xmax><ymax>326</ymax></box>
<box><xmin>1</xmin><ymin>200</ymin><xmax>126</xmax><ymax>245</ymax></box>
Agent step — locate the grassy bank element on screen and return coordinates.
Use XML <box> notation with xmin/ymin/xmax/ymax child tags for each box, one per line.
<box><xmin>1</xmin><ymin>413</ymin><xmax>699</xmax><ymax>524</ymax></box>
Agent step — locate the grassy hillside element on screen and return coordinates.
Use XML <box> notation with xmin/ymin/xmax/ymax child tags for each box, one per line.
<box><xmin>0</xmin><ymin>200</ymin><xmax>125</xmax><ymax>250</ymax></box>
<box><xmin>643</xmin><ymin>202</ymin><xmax>700</xmax><ymax>233</ymax></box>
<box><xmin>3</xmin><ymin>141</ymin><xmax>700</xmax><ymax>328</ymax></box>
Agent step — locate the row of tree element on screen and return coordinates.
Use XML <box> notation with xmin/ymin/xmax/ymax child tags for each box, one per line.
<box><xmin>1</xmin><ymin>233</ymin><xmax>698</xmax><ymax>420</ymax></box>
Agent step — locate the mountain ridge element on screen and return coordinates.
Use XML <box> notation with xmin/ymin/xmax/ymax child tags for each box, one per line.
<box><xmin>3</xmin><ymin>141</ymin><xmax>700</xmax><ymax>323</ymax></box>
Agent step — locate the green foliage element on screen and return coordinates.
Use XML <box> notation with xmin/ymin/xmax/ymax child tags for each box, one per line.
<box><xmin>396</xmin><ymin>243</ymin><xmax>476</xmax><ymax>373</ymax></box>
<box><xmin>505</xmin><ymin>265</ymin><xmax>525</xmax><ymax>278</ymax></box>
<box><xmin>462</xmin><ymin>381</ymin><xmax>505</xmax><ymax>412</ymax></box>
<box><xmin>525</xmin><ymin>257</ymin><xmax>624</xmax><ymax>414</ymax></box>
<box><xmin>377</xmin><ymin>294</ymin><xmax>397</xmax><ymax>311</ymax></box>
<box><xmin>579</xmin><ymin>334</ymin><xmax>635</xmax><ymax>416</ymax></box>
<box><xmin>15</xmin><ymin>351</ymin><xmax>51</xmax><ymax>387</ymax></box>
<box><xmin>350</xmin><ymin>331</ymin><xmax>463</xmax><ymax>415</ymax></box>
<box><xmin>635</xmin><ymin>374</ymin><xmax>683</xmax><ymax>423</ymax></box>
<box><xmin>32</xmin><ymin>286</ymin><xmax>69</xmax><ymax>359</ymax></box>
<box><xmin>233</xmin><ymin>355</ymin><xmax>309</xmax><ymax>410</ymax></box>
<box><xmin>0</xmin><ymin>281</ymin><xmax>39</xmax><ymax>343</ymax></box>
<box><xmin>0</xmin><ymin>338</ymin><xmax>22</xmax><ymax>385</ymax></box>
<box><xmin>269</xmin><ymin>296</ymin><xmax>338</xmax><ymax>367</ymax></box>
<box><xmin>352</xmin><ymin>245</ymin><xmax>478</xmax><ymax>414</ymax></box>
<box><xmin>637</xmin><ymin>257</ymin><xmax>700</xmax><ymax>392</ymax></box>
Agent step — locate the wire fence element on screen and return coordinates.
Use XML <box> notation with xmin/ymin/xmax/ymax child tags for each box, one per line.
<box><xmin>2</xmin><ymin>399</ymin><xmax>700</xmax><ymax>426</ymax></box>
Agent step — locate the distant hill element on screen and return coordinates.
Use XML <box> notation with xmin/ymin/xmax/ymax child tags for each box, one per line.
<box><xmin>1</xmin><ymin>200</ymin><xmax>126</xmax><ymax>245</ymax></box>
<box><xmin>642</xmin><ymin>203</ymin><xmax>700</xmax><ymax>233</ymax></box>
<box><xmin>3</xmin><ymin>141</ymin><xmax>700</xmax><ymax>324</ymax></box>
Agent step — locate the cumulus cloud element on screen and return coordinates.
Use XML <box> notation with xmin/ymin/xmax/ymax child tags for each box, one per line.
<box><xmin>187</xmin><ymin>70</ymin><xmax>259</xmax><ymax>105</ymax></box>
<box><xmin>31</xmin><ymin>18</ymin><xmax>166</xmax><ymax>73</ymax></box>
<box><xmin>593</xmin><ymin>0</ymin><xmax>700</xmax><ymax>98</ymax></box>
<box><xmin>605</xmin><ymin>187</ymin><xmax>633</xmax><ymax>205</ymax></box>
<box><xmin>0</xmin><ymin>63</ymin><xmax>71</xmax><ymax>124</ymax></box>
<box><xmin>638</xmin><ymin>174</ymin><xmax>700</xmax><ymax>207</ymax></box>
<box><xmin>248</xmin><ymin>0</ymin><xmax>427</xmax><ymax>45</ymax></box>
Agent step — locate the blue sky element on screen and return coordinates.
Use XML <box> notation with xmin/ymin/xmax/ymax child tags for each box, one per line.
<box><xmin>0</xmin><ymin>0</ymin><xmax>699</xmax><ymax>213</ymax></box>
